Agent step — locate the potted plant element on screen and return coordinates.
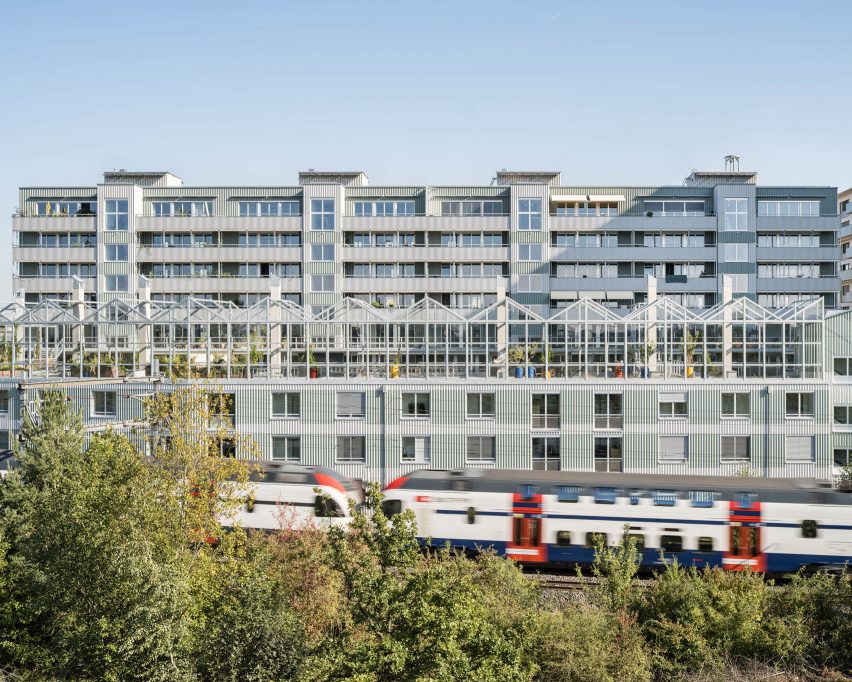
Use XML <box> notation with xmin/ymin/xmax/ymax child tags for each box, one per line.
<box><xmin>685</xmin><ymin>330</ymin><xmax>700</xmax><ymax>378</ymax></box>
<box><xmin>390</xmin><ymin>351</ymin><xmax>401</xmax><ymax>378</ymax></box>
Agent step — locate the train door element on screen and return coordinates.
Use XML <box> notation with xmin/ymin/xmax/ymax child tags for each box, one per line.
<box><xmin>505</xmin><ymin>487</ymin><xmax>547</xmax><ymax>563</ymax></box>
<box><xmin>723</xmin><ymin>498</ymin><xmax>766</xmax><ymax>572</ymax></box>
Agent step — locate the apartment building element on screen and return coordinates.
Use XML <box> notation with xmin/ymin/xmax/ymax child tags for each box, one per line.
<box><xmin>4</xmin><ymin>166</ymin><xmax>849</xmax><ymax>484</ymax></box>
<box><xmin>12</xmin><ymin>167</ymin><xmax>839</xmax><ymax>312</ymax></box>
<box><xmin>839</xmin><ymin>187</ymin><xmax>852</xmax><ymax>308</ymax></box>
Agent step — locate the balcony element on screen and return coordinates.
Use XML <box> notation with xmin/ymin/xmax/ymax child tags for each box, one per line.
<box><xmin>755</xmin><ymin>277</ymin><xmax>838</xmax><ymax>293</ymax></box>
<box><xmin>756</xmin><ymin>246</ymin><xmax>839</xmax><ymax>261</ymax></box>
<box><xmin>135</xmin><ymin>215</ymin><xmax>302</xmax><ymax>231</ymax></box>
<box><xmin>12</xmin><ymin>215</ymin><xmax>97</xmax><ymax>232</ymax></box>
<box><xmin>550</xmin><ymin>245</ymin><xmax>716</xmax><ymax>261</ymax></box>
<box><xmin>13</xmin><ymin>246</ymin><xmax>95</xmax><ymax>263</ymax></box>
<box><xmin>342</xmin><ymin>276</ymin><xmax>507</xmax><ymax>294</ymax></box>
<box><xmin>147</xmin><ymin>276</ymin><xmax>300</xmax><ymax>293</ymax></box>
<box><xmin>548</xmin><ymin>214</ymin><xmax>717</xmax><ymax>232</ymax></box>
<box><xmin>341</xmin><ymin>245</ymin><xmax>509</xmax><ymax>261</ymax></box>
<box><xmin>12</xmin><ymin>276</ymin><xmax>97</xmax><ymax>293</ymax></box>
<box><xmin>137</xmin><ymin>246</ymin><xmax>302</xmax><ymax>262</ymax></box>
<box><xmin>342</xmin><ymin>215</ymin><xmax>510</xmax><ymax>231</ymax></box>
<box><xmin>755</xmin><ymin>215</ymin><xmax>839</xmax><ymax>230</ymax></box>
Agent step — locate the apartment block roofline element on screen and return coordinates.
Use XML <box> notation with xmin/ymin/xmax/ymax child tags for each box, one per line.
<box><xmin>297</xmin><ymin>170</ymin><xmax>369</xmax><ymax>186</ymax></box>
<box><xmin>685</xmin><ymin>170</ymin><xmax>758</xmax><ymax>186</ymax></box>
<box><xmin>494</xmin><ymin>170</ymin><xmax>562</xmax><ymax>186</ymax></box>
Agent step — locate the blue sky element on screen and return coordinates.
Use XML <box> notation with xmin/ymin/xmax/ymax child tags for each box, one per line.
<box><xmin>1</xmin><ymin>0</ymin><xmax>850</xmax><ymax>298</ymax></box>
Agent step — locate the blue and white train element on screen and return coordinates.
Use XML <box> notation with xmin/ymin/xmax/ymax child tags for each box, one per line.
<box><xmin>382</xmin><ymin>469</ymin><xmax>852</xmax><ymax>574</ymax></box>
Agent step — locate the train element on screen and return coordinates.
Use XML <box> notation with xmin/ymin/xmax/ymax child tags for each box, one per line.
<box><xmin>229</xmin><ymin>461</ymin><xmax>363</xmax><ymax>529</ymax></box>
<box><xmin>381</xmin><ymin>469</ymin><xmax>852</xmax><ymax>574</ymax></box>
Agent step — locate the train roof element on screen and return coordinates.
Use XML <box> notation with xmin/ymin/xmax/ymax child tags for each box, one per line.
<box><xmin>248</xmin><ymin>460</ymin><xmax>360</xmax><ymax>492</ymax></box>
<box><xmin>392</xmin><ymin>469</ymin><xmax>850</xmax><ymax>504</ymax></box>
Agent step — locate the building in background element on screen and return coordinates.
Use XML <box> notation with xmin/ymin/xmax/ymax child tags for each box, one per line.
<box><xmin>839</xmin><ymin>187</ymin><xmax>852</xmax><ymax>308</ymax></box>
<box><xmin>4</xmin><ymin>166</ymin><xmax>849</xmax><ymax>484</ymax></box>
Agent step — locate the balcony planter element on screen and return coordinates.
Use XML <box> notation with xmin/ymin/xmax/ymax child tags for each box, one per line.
<box><xmin>309</xmin><ymin>366</ymin><xmax>319</xmax><ymax>379</ymax></box>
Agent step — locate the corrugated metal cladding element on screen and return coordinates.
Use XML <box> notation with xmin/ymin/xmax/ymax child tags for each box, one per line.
<box><xmin>3</xmin><ymin>378</ymin><xmax>844</xmax><ymax>485</ymax></box>
<box><xmin>20</xmin><ymin>187</ymin><xmax>98</xmax><ymax>204</ymax></box>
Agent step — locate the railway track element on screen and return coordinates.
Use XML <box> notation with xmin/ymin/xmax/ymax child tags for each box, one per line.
<box><xmin>530</xmin><ymin>575</ymin><xmax>597</xmax><ymax>591</ymax></box>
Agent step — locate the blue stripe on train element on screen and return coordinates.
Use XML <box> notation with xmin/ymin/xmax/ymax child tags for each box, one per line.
<box><xmin>421</xmin><ymin>537</ymin><xmax>850</xmax><ymax>572</ymax></box>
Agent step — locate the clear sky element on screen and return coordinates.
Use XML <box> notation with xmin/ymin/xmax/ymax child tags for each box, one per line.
<box><xmin>1</xmin><ymin>0</ymin><xmax>850</xmax><ymax>299</ymax></box>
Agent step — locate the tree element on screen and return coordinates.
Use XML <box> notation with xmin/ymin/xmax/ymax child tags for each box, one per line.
<box><xmin>0</xmin><ymin>393</ymin><xmax>191</xmax><ymax>680</ymax></box>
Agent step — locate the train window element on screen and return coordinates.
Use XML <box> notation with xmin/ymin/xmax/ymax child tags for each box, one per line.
<box><xmin>314</xmin><ymin>496</ymin><xmax>343</xmax><ymax>518</ymax></box>
<box><xmin>467</xmin><ymin>507</ymin><xmax>476</xmax><ymax>525</ymax></box>
<box><xmin>245</xmin><ymin>497</ymin><xmax>255</xmax><ymax>513</ymax></box>
<box><xmin>801</xmin><ymin>520</ymin><xmax>818</xmax><ymax>539</ymax></box>
<box><xmin>736</xmin><ymin>492</ymin><xmax>758</xmax><ymax>508</ymax></box>
<box><xmin>697</xmin><ymin>537</ymin><xmax>714</xmax><ymax>552</ymax></box>
<box><xmin>689</xmin><ymin>490</ymin><xmax>719</xmax><ymax>508</ymax></box>
<box><xmin>749</xmin><ymin>527</ymin><xmax>758</xmax><ymax>555</ymax></box>
<box><xmin>556</xmin><ymin>531</ymin><xmax>571</xmax><ymax>547</ymax></box>
<box><xmin>653</xmin><ymin>490</ymin><xmax>678</xmax><ymax>506</ymax></box>
<box><xmin>627</xmin><ymin>533</ymin><xmax>645</xmax><ymax>551</ymax></box>
<box><xmin>555</xmin><ymin>486</ymin><xmax>581</xmax><ymax>502</ymax></box>
<box><xmin>451</xmin><ymin>480</ymin><xmax>470</xmax><ymax>492</ymax></box>
<box><xmin>593</xmin><ymin>487</ymin><xmax>617</xmax><ymax>504</ymax></box>
<box><xmin>513</xmin><ymin>517</ymin><xmax>522</xmax><ymax>545</ymax></box>
<box><xmin>629</xmin><ymin>489</ymin><xmax>643</xmax><ymax>505</ymax></box>
<box><xmin>585</xmin><ymin>532</ymin><xmax>608</xmax><ymax>548</ymax></box>
<box><xmin>381</xmin><ymin>499</ymin><xmax>402</xmax><ymax>517</ymax></box>
<box><xmin>660</xmin><ymin>535</ymin><xmax>683</xmax><ymax>552</ymax></box>
<box><xmin>519</xmin><ymin>485</ymin><xmax>538</xmax><ymax>501</ymax></box>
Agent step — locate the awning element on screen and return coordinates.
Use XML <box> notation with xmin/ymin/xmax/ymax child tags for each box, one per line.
<box><xmin>578</xmin><ymin>291</ymin><xmax>606</xmax><ymax>299</ymax></box>
<box><xmin>549</xmin><ymin>290</ymin><xmax>578</xmax><ymax>300</ymax></box>
<box><xmin>550</xmin><ymin>194</ymin><xmax>626</xmax><ymax>203</ymax></box>
<box><xmin>604</xmin><ymin>291</ymin><xmax>635</xmax><ymax>300</ymax></box>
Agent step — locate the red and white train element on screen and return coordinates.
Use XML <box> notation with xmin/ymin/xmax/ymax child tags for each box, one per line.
<box><xmin>382</xmin><ymin>469</ymin><xmax>852</xmax><ymax>574</ymax></box>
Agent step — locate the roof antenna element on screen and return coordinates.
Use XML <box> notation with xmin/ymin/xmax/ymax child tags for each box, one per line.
<box><xmin>724</xmin><ymin>155</ymin><xmax>741</xmax><ymax>172</ymax></box>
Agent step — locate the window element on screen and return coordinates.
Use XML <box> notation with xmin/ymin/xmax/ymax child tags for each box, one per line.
<box><xmin>532</xmin><ymin>437</ymin><xmax>560</xmax><ymax>470</ymax></box>
<box><xmin>659</xmin><ymin>436</ymin><xmax>688</xmax><ymax>463</ymax></box>
<box><xmin>722</xmin><ymin>243</ymin><xmax>748</xmax><ymax>262</ymax></box>
<box><xmin>402</xmin><ymin>436</ymin><xmax>430</xmax><ymax>463</ymax></box>
<box><xmin>697</xmin><ymin>537</ymin><xmax>714</xmax><ymax>552</ymax></box>
<box><xmin>467</xmin><ymin>392</ymin><xmax>496</xmax><ymax>418</ymax></box>
<box><xmin>643</xmin><ymin>200</ymin><xmax>705</xmax><ymax>216</ymax></box>
<box><xmin>758</xmin><ymin>200</ymin><xmax>820</xmax><ymax>217</ymax></box>
<box><xmin>354</xmin><ymin>200</ymin><xmax>415</xmax><ymax>216</ymax></box>
<box><xmin>834</xmin><ymin>406</ymin><xmax>852</xmax><ymax>425</ymax></box>
<box><xmin>0</xmin><ymin>392</ymin><xmax>8</xmax><ymax>414</ymax></box>
<box><xmin>93</xmin><ymin>391</ymin><xmax>116</xmax><ymax>417</ymax></box>
<box><xmin>628</xmin><ymin>533</ymin><xmax>646</xmax><ymax>550</ymax></box>
<box><xmin>723</xmin><ymin>198</ymin><xmax>748</xmax><ymax>231</ymax></box>
<box><xmin>466</xmin><ymin>507</ymin><xmax>476</xmax><ymax>524</ymax></box>
<box><xmin>272</xmin><ymin>436</ymin><xmax>301</xmax><ymax>462</ymax></box>
<box><xmin>105</xmin><ymin>275</ymin><xmax>128</xmax><ymax>292</ymax></box>
<box><xmin>801</xmin><ymin>520</ymin><xmax>818</xmax><ymax>539</ymax></box>
<box><xmin>653</xmin><ymin>490</ymin><xmax>678</xmax><ymax>506</ymax></box>
<box><xmin>152</xmin><ymin>201</ymin><xmax>212</xmax><ymax>217</ymax></box>
<box><xmin>311</xmin><ymin>198</ymin><xmax>335</xmax><ymax>230</ymax></box>
<box><xmin>516</xmin><ymin>274</ymin><xmax>544</xmax><ymax>293</ymax></box>
<box><xmin>786</xmin><ymin>392</ymin><xmax>815</xmax><ymax>418</ymax></box>
<box><xmin>440</xmin><ymin>200</ymin><xmax>503</xmax><ymax>216</ymax></box>
<box><xmin>660</xmin><ymin>535</ymin><xmax>683</xmax><ymax>552</ymax></box>
<box><xmin>722</xmin><ymin>392</ymin><xmax>750</xmax><ymax>418</ymax></box>
<box><xmin>105</xmin><ymin>199</ymin><xmax>128</xmax><ymax>231</ymax></box>
<box><xmin>314</xmin><ymin>496</ymin><xmax>343</xmax><ymax>517</ymax></box>
<box><xmin>555</xmin><ymin>486</ymin><xmax>581</xmax><ymax>502</ymax></box>
<box><xmin>311</xmin><ymin>274</ymin><xmax>335</xmax><ymax>292</ymax></box>
<box><xmin>466</xmin><ymin>436</ymin><xmax>496</xmax><ymax>463</ymax></box>
<box><xmin>271</xmin><ymin>392</ymin><xmax>300</xmax><ymax>418</ymax></box>
<box><xmin>659</xmin><ymin>392</ymin><xmax>687</xmax><ymax>418</ymax></box>
<box><xmin>556</xmin><ymin>531</ymin><xmax>572</xmax><ymax>547</ymax></box>
<box><xmin>835</xmin><ymin>448</ymin><xmax>852</xmax><ymax>467</ymax></box>
<box><xmin>218</xmin><ymin>437</ymin><xmax>237</xmax><ymax>458</ymax></box>
<box><xmin>239</xmin><ymin>200</ymin><xmax>300</xmax><ymax>217</ymax></box>
<box><xmin>311</xmin><ymin>244</ymin><xmax>335</xmax><ymax>261</ymax></box>
<box><xmin>336</xmin><ymin>392</ymin><xmax>365</xmax><ymax>418</ymax></box>
<box><xmin>585</xmin><ymin>532</ymin><xmax>607</xmax><ymax>548</ymax></box>
<box><xmin>105</xmin><ymin>244</ymin><xmax>128</xmax><ymax>261</ymax></box>
<box><xmin>401</xmin><ymin>393</ymin><xmax>430</xmax><ymax>418</ymax></box>
<box><xmin>336</xmin><ymin>435</ymin><xmax>366</xmax><ymax>463</ymax></box>
<box><xmin>594</xmin><ymin>437</ymin><xmax>622</xmax><ymax>472</ymax></box>
<box><xmin>532</xmin><ymin>394</ymin><xmax>560</xmax><ymax>429</ymax></box>
<box><xmin>786</xmin><ymin>435</ymin><xmax>815</xmax><ymax>462</ymax></box>
<box><xmin>593</xmin><ymin>487</ymin><xmax>617</xmax><ymax>504</ymax></box>
<box><xmin>518</xmin><ymin>198</ymin><xmax>542</xmax><ymax>230</ymax></box>
<box><xmin>721</xmin><ymin>436</ymin><xmax>750</xmax><ymax>462</ymax></box>
<box><xmin>208</xmin><ymin>392</ymin><xmax>235</xmax><ymax>428</ymax></box>
<box><xmin>834</xmin><ymin>357</ymin><xmax>852</xmax><ymax>376</ymax></box>
<box><xmin>689</xmin><ymin>490</ymin><xmax>719</xmax><ymax>508</ymax></box>
<box><xmin>518</xmin><ymin>243</ymin><xmax>542</xmax><ymax>261</ymax></box>
<box><xmin>594</xmin><ymin>393</ymin><xmax>623</xmax><ymax>429</ymax></box>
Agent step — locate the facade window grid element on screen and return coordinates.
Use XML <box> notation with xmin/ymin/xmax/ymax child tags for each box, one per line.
<box><xmin>466</xmin><ymin>393</ymin><xmax>496</xmax><ymax>419</ymax></box>
<box><xmin>272</xmin><ymin>436</ymin><xmax>301</xmax><ymax>462</ymax></box>
<box><xmin>401</xmin><ymin>436</ymin><xmax>430</xmax><ymax>463</ymax></box>
<box><xmin>721</xmin><ymin>392</ymin><xmax>750</xmax><ymax>418</ymax></box>
<box><xmin>531</xmin><ymin>394</ymin><xmax>560</xmax><ymax>429</ymax></box>
<box><xmin>401</xmin><ymin>392</ymin><xmax>430</xmax><ymax>418</ymax></box>
<box><xmin>271</xmin><ymin>392</ymin><xmax>300</xmax><ymax>418</ymax></box>
<box><xmin>532</xmin><ymin>436</ymin><xmax>560</xmax><ymax>470</ymax></box>
<box><xmin>92</xmin><ymin>391</ymin><xmax>117</xmax><ymax>417</ymax></box>
<box><xmin>466</xmin><ymin>436</ymin><xmax>496</xmax><ymax>463</ymax></box>
<box><xmin>105</xmin><ymin>200</ymin><xmax>128</xmax><ymax>231</ymax></box>
<box><xmin>723</xmin><ymin>198</ymin><xmax>749</xmax><ymax>231</ymax></box>
<box><xmin>310</xmin><ymin>199</ymin><xmax>335</xmax><ymax>230</ymax></box>
<box><xmin>721</xmin><ymin>436</ymin><xmax>750</xmax><ymax>463</ymax></box>
<box><xmin>238</xmin><ymin>200</ymin><xmax>300</xmax><ymax>217</ymax></box>
<box><xmin>336</xmin><ymin>435</ymin><xmax>366</xmax><ymax>463</ymax></box>
<box><xmin>594</xmin><ymin>394</ymin><xmax>623</xmax><ymax>430</ymax></box>
<box><xmin>785</xmin><ymin>392</ymin><xmax>815</xmax><ymax>418</ymax></box>
<box><xmin>594</xmin><ymin>436</ymin><xmax>622</xmax><ymax>472</ymax></box>
<box><xmin>517</xmin><ymin>198</ymin><xmax>542</xmax><ymax>230</ymax></box>
<box><xmin>152</xmin><ymin>201</ymin><xmax>213</xmax><ymax>218</ymax></box>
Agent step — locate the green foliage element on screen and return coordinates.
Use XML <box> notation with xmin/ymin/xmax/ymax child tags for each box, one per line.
<box><xmin>589</xmin><ymin>524</ymin><xmax>642</xmax><ymax>614</ymax></box>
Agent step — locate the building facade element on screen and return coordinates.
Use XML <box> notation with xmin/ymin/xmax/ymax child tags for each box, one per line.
<box><xmin>5</xmin><ymin>167</ymin><xmax>850</xmax><ymax>484</ymax></box>
<box><xmin>839</xmin><ymin>187</ymin><xmax>852</xmax><ymax>308</ymax></box>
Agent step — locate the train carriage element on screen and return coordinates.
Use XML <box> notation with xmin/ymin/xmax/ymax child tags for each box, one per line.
<box><xmin>382</xmin><ymin>469</ymin><xmax>852</xmax><ymax>574</ymax></box>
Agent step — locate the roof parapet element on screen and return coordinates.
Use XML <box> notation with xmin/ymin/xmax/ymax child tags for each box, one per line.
<box><xmin>102</xmin><ymin>170</ymin><xmax>183</xmax><ymax>187</ymax></box>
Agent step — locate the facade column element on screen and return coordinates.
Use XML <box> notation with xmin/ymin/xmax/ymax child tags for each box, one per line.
<box><xmin>137</xmin><ymin>275</ymin><xmax>152</xmax><ymax>373</ymax></box>
<box><xmin>722</xmin><ymin>274</ymin><xmax>733</xmax><ymax>377</ymax></box>
<box><xmin>269</xmin><ymin>275</ymin><xmax>282</xmax><ymax>377</ymax></box>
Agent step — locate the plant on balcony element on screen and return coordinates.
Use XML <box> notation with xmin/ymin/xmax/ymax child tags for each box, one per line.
<box><xmin>508</xmin><ymin>343</ymin><xmax>540</xmax><ymax>364</ymax></box>
<box><xmin>685</xmin><ymin>330</ymin><xmax>701</xmax><ymax>377</ymax></box>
